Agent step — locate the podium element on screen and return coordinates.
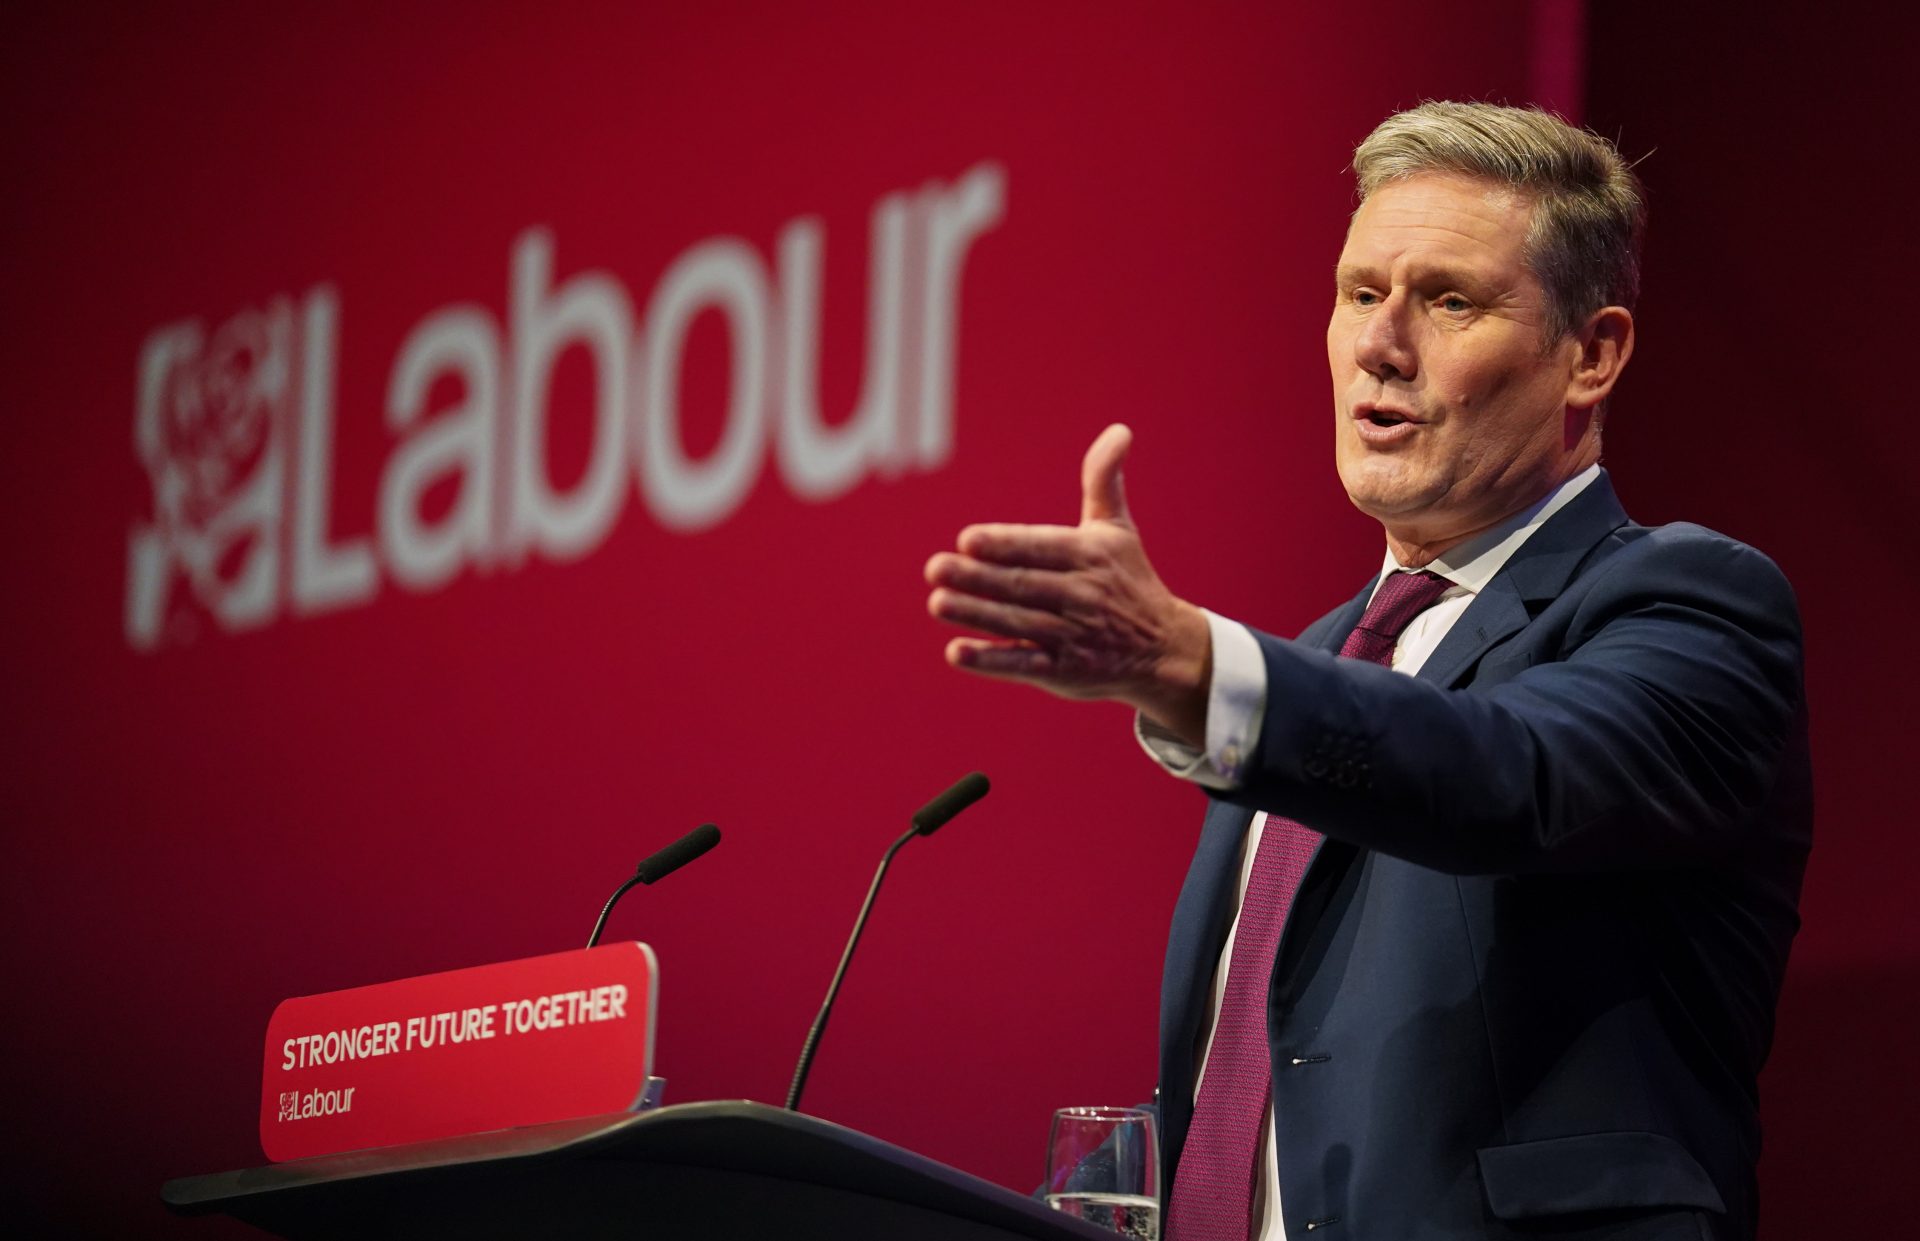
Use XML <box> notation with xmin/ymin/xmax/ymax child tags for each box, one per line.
<box><xmin>162</xmin><ymin>1100</ymin><xmax>1117</xmax><ymax>1240</ymax></box>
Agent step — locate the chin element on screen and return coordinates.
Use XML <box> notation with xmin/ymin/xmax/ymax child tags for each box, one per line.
<box><xmin>1339</xmin><ymin>465</ymin><xmax>1442</xmax><ymax>521</ymax></box>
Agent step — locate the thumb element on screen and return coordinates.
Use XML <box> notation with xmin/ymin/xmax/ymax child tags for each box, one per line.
<box><xmin>1079</xmin><ymin>423</ymin><xmax>1134</xmax><ymax>526</ymax></box>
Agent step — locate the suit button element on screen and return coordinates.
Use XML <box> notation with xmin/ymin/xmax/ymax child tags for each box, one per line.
<box><xmin>1304</xmin><ymin>756</ymin><xmax>1329</xmax><ymax>779</ymax></box>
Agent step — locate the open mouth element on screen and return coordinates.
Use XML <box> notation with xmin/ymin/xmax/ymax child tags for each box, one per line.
<box><xmin>1353</xmin><ymin>405</ymin><xmax>1420</xmax><ymax>443</ymax></box>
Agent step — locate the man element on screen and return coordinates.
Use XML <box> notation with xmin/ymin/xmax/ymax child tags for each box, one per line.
<box><xmin>925</xmin><ymin>102</ymin><xmax>1809</xmax><ymax>1241</ymax></box>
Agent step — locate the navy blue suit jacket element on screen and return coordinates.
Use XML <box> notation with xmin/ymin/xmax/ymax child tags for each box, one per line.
<box><xmin>1157</xmin><ymin>473</ymin><xmax>1810</xmax><ymax>1240</ymax></box>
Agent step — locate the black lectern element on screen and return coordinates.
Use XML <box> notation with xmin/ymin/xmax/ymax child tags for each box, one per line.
<box><xmin>163</xmin><ymin>1100</ymin><xmax>1117</xmax><ymax>1240</ymax></box>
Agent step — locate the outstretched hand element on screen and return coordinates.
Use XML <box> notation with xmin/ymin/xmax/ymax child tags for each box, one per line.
<box><xmin>924</xmin><ymin>424</ymin><xmax>1212</xmax><ymax>744</ymax></box>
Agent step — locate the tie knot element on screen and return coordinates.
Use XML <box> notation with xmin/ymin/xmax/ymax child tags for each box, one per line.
<box><xmin>1355</xmin><ymin>569</ymin><xmax>1454</xmax><ymax>643</ymax></box>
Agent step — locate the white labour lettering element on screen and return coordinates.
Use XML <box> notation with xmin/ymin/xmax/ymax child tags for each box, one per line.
<box><xmin>125</xmin><ymin>162</ymin><xmax>1006</xmax><ymax>648</ymax></box>
<box><xmin>499</xmin><ymin>984</ymin><xmax>630</xmax><ymax>1035</ymax></box>
<box><xmin>281</xmin><ymin>1021</ymin><xmax>402</xmax><ymax>1070</ymax></box>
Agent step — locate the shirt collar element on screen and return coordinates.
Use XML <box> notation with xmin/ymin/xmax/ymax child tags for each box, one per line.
<box><xmin>1370</xmin><ymin>464</ymin><xmax>1602</xmax><ymax>600</ymax></box>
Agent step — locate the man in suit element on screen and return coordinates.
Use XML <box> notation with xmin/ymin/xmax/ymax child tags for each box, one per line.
<box><xmin>925</xmin><ymin>101</ymin><xmax>1809</xmax><ymax>1240</ymax></box>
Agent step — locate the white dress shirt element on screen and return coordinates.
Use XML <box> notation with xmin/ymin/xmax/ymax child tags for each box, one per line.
<box><xmin>1136</xmin><ymin>466</ymin><xmax>1599</xmax><ymax>1240</ymax></box>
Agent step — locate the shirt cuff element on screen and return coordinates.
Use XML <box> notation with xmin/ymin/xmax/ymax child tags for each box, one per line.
<box><xmin>1134</xmin><ymin>610</ymin><xmax>1267</xmax><ymax>790</ymax></box>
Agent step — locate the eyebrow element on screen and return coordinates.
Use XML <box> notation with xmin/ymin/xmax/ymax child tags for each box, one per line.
<box><xmin>1334</xmin><ymin>262</ymin><xmax>1494</xmax><ymax>295</ymax></box>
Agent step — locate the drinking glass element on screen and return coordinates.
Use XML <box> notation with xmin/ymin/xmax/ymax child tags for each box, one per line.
<box><xmin>1044</xmin><ymin>1106</ymin><xmax>1160</xmax><ymax>1239</ymax></box>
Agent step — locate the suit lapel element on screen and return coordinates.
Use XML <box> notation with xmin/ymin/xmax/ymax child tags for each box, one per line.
<box><xmin>1162</xmin><ymin>800</ymin><xmax>1257</xmax><ymax>1070</ymax></box>
<box><xmin>1416</xmin><ymin>577</ymin><xmax>1530</xmax><ymax>688</ymax></box>
<box><xmin>1419</xmin><ymin>471</ymin><xmax>1632</xmax><ymax>687</ymax></box>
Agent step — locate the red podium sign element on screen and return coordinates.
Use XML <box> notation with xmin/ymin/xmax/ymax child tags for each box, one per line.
<box><xmin>259</xmin><ymin>943</ymin><xmax>658</xmax><ymax>1162</ymax></box>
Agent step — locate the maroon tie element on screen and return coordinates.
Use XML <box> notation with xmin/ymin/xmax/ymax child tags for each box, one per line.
<box><xmin>1165</xmin><ymin>570</ymin><xmax>1455</xmax><ymax>1241</ymax></box>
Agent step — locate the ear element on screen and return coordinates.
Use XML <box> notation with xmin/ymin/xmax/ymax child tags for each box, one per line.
<box><xmin>1566</xmin><ymin>305</ymin><xmax>1634</xmax><ymax>411</ymax></box>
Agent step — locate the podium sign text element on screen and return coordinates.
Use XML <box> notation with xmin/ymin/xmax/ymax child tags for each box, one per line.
<box><xmin>260</xmin><ymin>942</ymin><xmax>657</xmax><ymax>1161</ymax></box>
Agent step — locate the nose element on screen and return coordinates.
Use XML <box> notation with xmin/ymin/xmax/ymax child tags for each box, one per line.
<box><xmin>1353</xmin><ymin>288</ymin><xmax>1417</xmax><ymax>383</ymax></box>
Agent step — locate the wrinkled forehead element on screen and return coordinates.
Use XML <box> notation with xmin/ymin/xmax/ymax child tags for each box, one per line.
<box><xmin>1338</xmin><ymin>173</ymin><xmax>1537</xmax><ymax>274</ymax></box>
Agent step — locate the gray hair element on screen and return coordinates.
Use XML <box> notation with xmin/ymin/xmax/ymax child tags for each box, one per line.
<box><xmin>1352</xmin><ymin>101</ymin><xmax>1646</xmax><ymax>341</ymax></box>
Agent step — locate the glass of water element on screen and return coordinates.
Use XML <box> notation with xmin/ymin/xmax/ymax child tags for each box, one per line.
<box><xmin>1045</xmin><ymin>1106</ymin><xmax>1160</xmax><ymax>1239</ymax></box>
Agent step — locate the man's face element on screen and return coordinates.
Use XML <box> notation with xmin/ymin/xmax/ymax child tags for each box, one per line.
<box><xmin>1327</xmin><ymin>173</ymin><xmax>1588</xmax><ymax>555</ymax></box>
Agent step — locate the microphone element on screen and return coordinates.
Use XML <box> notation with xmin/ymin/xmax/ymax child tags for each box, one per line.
<box><xmin>635</xmin><ymin>821</ymin><xmax>723</xmax><ymax>884</ymax></box>
<box><xmin>911</xmin><ymin>770</ymin><xmax>990</xmax><ymax>836</ymax></box>
<box><xmin>586</xmin><ymin>823</ymin><xmax>721</xmax><ymax>949</ymax></box>
<box><xmin>785</xmin><ymin>773</ymin><xmax>990</xmax><ymax>1111</ymax></box>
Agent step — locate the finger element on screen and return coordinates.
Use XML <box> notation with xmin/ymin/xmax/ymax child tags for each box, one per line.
<box><xmin>944</xmin><ymin>636</ymin><xmax>1057</xmax><ymax>681</ymax></box>
<box><xmin>928</xmin><ymin>587</ymin><xmax>1076</xmax><ymax>644</ymax></box>
<box><xmin>956</xmin><ymin>522</ymin><xmax>1085</xmax><ymax>568</ymax></box>
<box><xmin>1080</xmin><ymin>423</ymin><xmax>1134</xmax><ymax>526</ymax></box>
<box><xmin>926</xmin><ymin>553</ymin><xmax>1084</xmax><ymax>612</ymax></box>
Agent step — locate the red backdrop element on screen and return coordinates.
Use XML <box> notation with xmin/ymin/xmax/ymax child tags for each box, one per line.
<box><xmin>1585</xmin><ymin>3</ymin><xmax>1920</xmax><ymax>1232</ymax></box>
<box><xmin>0</xmin><ymin>2</ymin><xmax>1904</xmax><ymax>1236</ymax></box>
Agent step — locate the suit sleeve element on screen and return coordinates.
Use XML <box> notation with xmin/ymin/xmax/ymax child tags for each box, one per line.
<box><xmin>1217</xmin><ymin>526</ymin><xmax>1806</xmax><ymax>874</ymax></box>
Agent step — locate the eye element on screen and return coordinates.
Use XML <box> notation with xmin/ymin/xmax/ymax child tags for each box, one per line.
<box><xmin>1351</xmin><ymin>288</ymin><xmax>1382</xmax><ymax>306</ymax></box>
<box><xmin>1437</xmin><ymin>294</ymin><xmax>1472</xmax><ymax>313</ymax></box>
